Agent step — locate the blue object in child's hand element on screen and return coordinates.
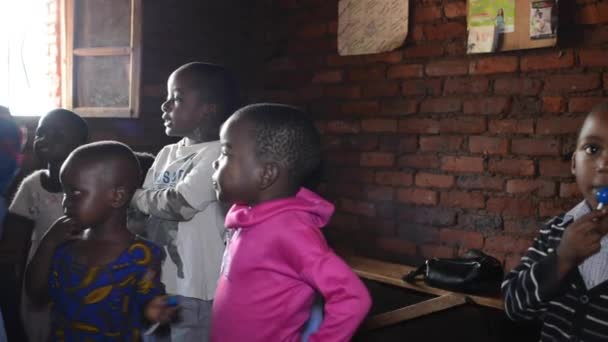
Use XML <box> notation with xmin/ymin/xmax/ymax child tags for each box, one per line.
<box><xmin>301</xmin><ymin>296</ymin><xmax>324</xmax><ymax>342</ymax></box>
<box><xmin>165</xmin><ymin>295</ymin><xmax>179</xmax><ymax>307</ymax></box>
<box><xmin>596</xmin><ymin>187</ymin><xmax>608</xmax><ymax>210</ymax></box>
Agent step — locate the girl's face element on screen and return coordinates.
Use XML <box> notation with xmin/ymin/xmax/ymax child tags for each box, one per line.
<box><xmin>572</xmin><ymin>112</ymin><xmax>608</xmax><ymax>209</ymax></box>
<box><xmin>34</xmin><ymin>113</ymin><xmax>82</xmax><ymax>164</ymax></box>
<box><xmin>212</xmin><ymin>115</ymin><xmax>263</xmax><ymax>205</ymax></box>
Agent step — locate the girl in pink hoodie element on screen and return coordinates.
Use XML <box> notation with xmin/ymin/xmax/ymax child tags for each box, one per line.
<box><xmin>211</xmin><ymin>103</ymin><xmax>371</xmax><ymax>342</ymax></box>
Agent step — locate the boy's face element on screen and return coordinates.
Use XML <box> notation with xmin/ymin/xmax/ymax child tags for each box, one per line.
<box><xmin>161</xmin><ymin>69</ymin><xmax>217</xmax><ymax>137</ymax></box>
<box><xmin>212</xmin><ymin>115</ymin><xmax>262</xmax><ymax>205</ymax></box>
<box><xmin>34</xmin><ymin>113</ymin><xmax>83</xmax><ymax>164</ymax></box>
<box><xmin>572</xmin><ymin>112</ymin><xmax>608</xmax><ymax>208</ymax></box>
<box><xmin>60</xmin><ymin>158</ymin><xmax>115</xmax><ymax>226</ymax></box>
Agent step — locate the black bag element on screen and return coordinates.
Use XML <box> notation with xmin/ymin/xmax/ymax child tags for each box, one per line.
<box><xmin>402</xmin><ymin>249</ymin><xmax>504</xmax><ymax>295</ymax></box>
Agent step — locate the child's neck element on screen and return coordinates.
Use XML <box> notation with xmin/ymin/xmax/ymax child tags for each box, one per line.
<box><xmin>250</xmin><ymin>186</ymin><xmax>300</xmax><ymax>207</ymax></box>
<box><xmin>184</xmin><ymin>130</ymin><xmax>218</xmax><ymax>146</ymax></box>
<box><xmin>86</xmin><ymin>211</ymin><xmax>133</xmax><ymax>242</ymax></box>
<box><xmin>41</xmin><ymin>162</ymin><xmax>63</xmax><ymax>193</ymax></box>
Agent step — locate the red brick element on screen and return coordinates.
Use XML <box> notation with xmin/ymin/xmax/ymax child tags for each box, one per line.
<box><xmin>469</xmin><ymin>136</ymin><xmax>509</xmax><ymax>155</ymax></box>
<box><xmin>539</xmin><ymin>199</ymin><xmax>580</xmax><ymax>217</ymax></box>
<box><xmin>420</xmin><ymin>98</ymin><xmax>461</xmax><ymax>113</ymax></box>
<box><xmin>543</xmin><ymin>74</ymin><xmax>601</xmax><ymax>94</ymax></box>
<box><xmin>469</xmin><ymin>56</ymin><xmax>518</xmax><ymax>74</ymax></box>
<box><xmin>485</xmin><ymin>236</ymin><xmax>531</xmax><ymax>254</ymax></box>
<box><xmin>488</xmin><ymin>159</ymin><xmax>535</xmax><ymax>176</ymax></box>
<box><xmin>579</xmin><ymin>49</ymin><xmax>608</xmax><ymax>67</ymax></box>
<box><xmin>505</xmin><ymin>254</ymin><xmax>528</xmax><ymax>273</ymax></box>
<box><xmin>487</xmin><ymin>197</ymin><xmax>535</xmax><ymax>217</ymax></box>
<box><xmin>441</xmin><ymin>156</ymin><xmax>484</xmax><ymax>173</ymax></box>
<box><xmin>376</xmin><ymin>171</ymin><xmax>414</xmax><ymax>186</ymax></box>
<box><xmin>341</xmin><ymin>198</ymin><xmax>376</xmax><ymax>217</ymax></box>
<box><xmin>444</xmin><ymin>1</ymin><xmax>466</xmax><ymax>18</ymax></box>
<box><xmin>340</xmin><ymin>101</ymin><xmax>380</xmax><ymax>116</ymax></box>
<box><xmin>375</xmin><ymin>237</ymin><xmax>417</xmax><ymax>256</ymax></box>
<box><xmin>512</xmin><ymin>138</ymin><xmax>560</xmax><ymax>156</ymax></box>
<box><xmin>387</xmin><ymin>64</ymin><xmax>424</xmax><ymax>79</ymax></box>
<box><xmin>361</xmin><ymin>51</ymin><xmax>403</xmax><ymax>64</ymax></box>
<box><xmin>463</xmin><ymin>97</ymin><xmax>510</xmax><ymax>115</ymax></box>
<box><xmin>399</xmin><ymin>207</ymin><xmax>457</xmax><ymax>226</ymax></box>
<box><xmin>311</xmin><ymin>69</ymin><xmax>342</xmax><ymax>83</ymax></box>
<box><xmin>398</xmin><ymin>155</ymin><xmax>441</xmax><ymax>169</ymax></box>
<box><xmin>560</xmin><ymin>182</ymin><xmax>581</xmax><ymax>198</ymax></box>
<box><xmin>605</xmin><ymin>73</ymin><xmax>608</xmax><ymax>90</ymax></box>
<box><xmin>569</xmin><ymin>97</ymin><xmax>607</xmax><ymax>113</ymax></box>
<box><xmin>444</xmin><ymin>78</ymin><xmax>488</xmax><ymax>95</ymax></box>
<box><xmin>424</xmin><ymin>22</ymin><xmax>466</xmax><ymax>40</ymax></box>
<box><xmin>444</xmin><ymin>41</ymin><xmax>467</xmax><ymax>56</ymax></box>
<box><xmin>539</xmin><ymin>159</ymin><xmax>573</xmax><ymax>177</ymax></box>
<box><xmin>326</xmin><ymin>151</ymin><xmax>360</xmax><ymax>166</ymax></box>
<box><xmin>419</xmin><ymin>244</ymin><xmax>456</xmax><ymax>258</ymax></box>
<box><xmin>503</xmin><ymin>218</ymin><xmax>540</xmax><ymax>238</ymax></box>
<box><xmin>403</xmin><ymin>44</ymin><xmax>444</xmax><ymax>59</ymax></box>
<box><xmin>506</xmin><ymin>179</ymin><xmax>556</xmax><ymax>197</ymax></box>
<box><xmin>426</xmin><ymin>59</ymin><xmax>468</xmax><ymax>76</ymax></box>
<box><xmin>521</xmin><ymin>51</ymin><xmax>575</xmax><ymax>71</ymax></box>
<box><xmin>542</xmin><ymin>97</ymin><xmax>567</xmax><ymax>113</ymax></box>
<box><xmin>366</xmin><ymin>185</ymin><xmax>395</xmax><ymax>201</ymax></box>
<box><xmin>576</xmin><ymin>2</ymin><xmax>608</xmax><ymax>24</ymax></box>
<box><xmin>494</xmin><ymin>78</ymin><xmax>542</xmax><ymax>95</ymax></box>
<box><xmin>330</xmin><ymin>183</ymin><xmax>364</xmax><ymax>197</ymax></box>
<box><xmin>399</xmin><ymin>137</ymin><xmax>418</xmax><ymax>153</ymax></box>
<box><xmin>348</xmin><ymin>66</ymin><xmax>386</xmax><ymax>81</ymax></box>
<box><xmin>398</xmin><ymin>118</ymin><xmax>439</xmax><ymax>134</ymax></box>
<box><xmin>327</xmin><ymin>54</ymin><xmax>365</xmax><ymax>67</ymax></box>
<box><xmin>381</xmin><ymin>100</ymin><xmax>418</xmax><ymax>116</ymax></box>
<box><xmin>361</xmin><ymin>119</ymin><xmax>397</xmax><ymax>133</ymax></box>
<box><xmin>411</xmin><ymin>24</ymin><xmax>425</xmax><ymax>41</ymax></box>
<box><xmin>402</xmin><ymin>79</ymin><xmax>443</xmax><ymax>96</ymax></box>
<box><xmin>360</xmin><ymin>152</ymin><xmax>395</xmax><ymax>167</ymax></box>
<box><xmin>536</xmin><ymin>116</ymin><xmax>585</xmax><ymax>134</ymax></box>
<box><xmin>297</xmin><ymin>23</ymin><xmax>327</xmax><ymax>38</ymax></box>
<box><xmin>441</xmin><ymin>191</ymin><xmax>485</xmax><ymax>209</ymax></box>
<box><xmin>325</xmin><ymin>120</ymin><xmax>360</xmax><ymax>134</ymax></box>
<box><xmin>363</xmin><ymin>82</ymin><xmax>400</xmax><ymax>97</ymax></box>
<box><xmin>325</xmin><ymin>85</ymin><xmax>361</xmax><ymax>99</ymax></box>
<box><xmin>414</xmin><ymin>5</ymin><xmax>443</xmax><ymax>23</ymax></box>
<box><xmin>420</xmin><ymin>136</ymin><xmax>464</xmax><ymax>152</ymax></box>
<box><xmin>439</xmin><ymin>229</ymin><xmax>484</xmax><ymax>249</ymax></box>
<box><xmin>334</xmin><ymin>168</ymin><xmax>375</xmax><ymax>183</ymax></box>
<box><xmin>440</xmin><ymin>117</ymin><xmax>486</xmax><ymax>134</ymax></box>
<box><xmin>329</xmin><ymin>213</ymin><xmax>360</xmax><ymax>230</ymax></box>
<box><xmin>457</xmin><ymin>175</ymin><xmax>504</xmax><ymax>191</ymax></box>
<box><xmin>489</xmin><ymin>119</ymin><xmax>534</xmax><ymax>134</ymax></box>
<box><xmin>415</xmin><ymin>173</ymin><xmax>455</xmax><ymax>188</ymax></box>
<box><xmin>397</xmin><ymin>188</ymin><xmax>438</xmax><ymax>205</ymax></box>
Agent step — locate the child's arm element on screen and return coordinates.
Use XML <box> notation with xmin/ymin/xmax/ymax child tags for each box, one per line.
<box><xmin>502</xmin><ymin>209</ymin><xmax>608</xmax><ymax>321</ymax></box>
<box><xmin>24</xmin><ymin>216</ymin><xmax>82</xmax><ymax>306</ymax></box>
<box><xmin>131</xmin><ymin>147</ymin><xmax>219</xmax><ymax>221</ymax></box>
<box><xmin>287</xmin><ymin>229</ymin><xmax>371</xmax><ymax>342</ymax></box>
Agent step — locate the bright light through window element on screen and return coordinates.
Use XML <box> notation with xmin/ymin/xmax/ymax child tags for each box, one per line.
<box><xmin>0</xmin><ymin>0</ymin><xmax>55</xmax><ymax>116</ymax></box>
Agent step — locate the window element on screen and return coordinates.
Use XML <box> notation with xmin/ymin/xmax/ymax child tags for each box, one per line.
<box><xmin>0</xmin><ymin>0</ymin><xmax>141</xmax><ymax>117</ymax></box>
<box><xmin>62</xmin><ymin>0</ymin><xmax>142</xmax><ymax>117</ymax></box>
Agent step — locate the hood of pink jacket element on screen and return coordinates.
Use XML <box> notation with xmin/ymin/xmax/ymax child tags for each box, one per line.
<box><xmin>225</xmin><ymin>188</ymin><xmax>334</xmax><ymax>230</ymax></box>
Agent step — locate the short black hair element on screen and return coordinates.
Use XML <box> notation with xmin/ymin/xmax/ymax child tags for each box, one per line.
<box><xmin>235</xmin><ymin>103</ymin><xmax>321</xmax><ymax>187</ymax></box>
<box><xmin>175</xmin><ymin>62</ymin><xmax>239</xmax><ymax>126</ymax></box>
<box><xmin>45</xmin><ymin>108</ymin><xmax>89</xmax><ymax>144</ymax></box>
<box><xmin>66</xmin><ymin>141</ymin><xmax>141</xmax><ymax>194</ymax></box>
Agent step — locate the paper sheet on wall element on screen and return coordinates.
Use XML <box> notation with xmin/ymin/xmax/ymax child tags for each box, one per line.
<box><xmin>338</xmin><ymin>0</ymin><xmax>409</xmax><ymax>56</ymax></box>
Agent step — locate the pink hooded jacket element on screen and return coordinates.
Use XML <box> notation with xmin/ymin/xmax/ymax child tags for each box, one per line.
<box><xmin>211</xmin><ymin>188</ymin><xmax>371</xmax><ymax>342</ymax></box>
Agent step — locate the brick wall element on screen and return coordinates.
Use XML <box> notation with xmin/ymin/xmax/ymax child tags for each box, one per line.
<box><xmin>246</xmin><ymin>0</ymin><xmax>608</xmax><ymax>269</ymax></box>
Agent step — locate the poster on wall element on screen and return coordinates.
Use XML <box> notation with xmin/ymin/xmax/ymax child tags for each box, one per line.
<box><xmin>337</xmin><ymin>0</ymin><xmax>409</xmax><ymax>56</ymax></box>
<box><xmin>467</xmin><ymin>0</ymin><xmax>558</xmax><ymax>54</ymax></box>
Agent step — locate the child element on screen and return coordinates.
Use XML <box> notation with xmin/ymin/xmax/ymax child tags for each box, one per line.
<box><xmin>4</xmin><ymin>108</ymin><xmax>88</xmax><ymax>342</ymax></box>
<box><xmin>24</xmin><ymin>141</ymin><xmax>176</xmax><ymax>341</ymax></box>
<box><xmin>503</xmin><ymin>102</ymin><xmax>608</xmax><ymax>342</ymax></box>
<box><xmin>210</xmin><ymin>103</ymin><xmax>372</xmax><ymax>342</ymax></box>
<box><xmin>127</xmin><ymin>152</ymin><xmax>156</xmax><ymax>235</ymax></box>
<box><xmin>130</xmin><ymin>62</ymin><xmax>237</xmax><ymax>341</ymax></box>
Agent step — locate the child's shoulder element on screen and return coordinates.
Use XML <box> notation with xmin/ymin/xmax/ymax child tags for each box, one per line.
<box><xmin>130</xmin><ymin>236</ymin><xmax>165</xmax><ymax>261</ymax></box>
<box><xmin>19</xmin><ymin>169</ymin><xmax>45</xmax><ymax>188</ymax></box>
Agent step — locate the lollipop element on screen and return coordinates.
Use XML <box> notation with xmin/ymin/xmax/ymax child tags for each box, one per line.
<box><xmin>596</xmin><ymin>187</ymin><xmax>608</xmax><ymax>210</ymax></box>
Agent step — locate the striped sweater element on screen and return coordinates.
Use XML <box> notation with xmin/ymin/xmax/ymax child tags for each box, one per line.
<box><xmin>503</xmin><ymin>201</ymin><xmax>608</xmax><ymax>342</ymax></box>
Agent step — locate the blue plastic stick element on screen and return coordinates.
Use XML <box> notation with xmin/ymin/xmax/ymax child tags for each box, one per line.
<box><xmin>596</xmin><ymin>187</ymin><xmax>608</xmax><ymax>210</ymax></box>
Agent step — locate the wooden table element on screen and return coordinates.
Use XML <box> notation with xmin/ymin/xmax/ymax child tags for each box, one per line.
<box><xmin>345</xmin><ymin>256</ymin><xmax>504</xmax><ymax>330</ymax></box>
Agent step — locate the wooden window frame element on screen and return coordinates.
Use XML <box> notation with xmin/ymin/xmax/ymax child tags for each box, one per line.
<box><xmin>60</xmin><ymin>0</ymin><xmax>142</xmax><ymax>118</ymax></box>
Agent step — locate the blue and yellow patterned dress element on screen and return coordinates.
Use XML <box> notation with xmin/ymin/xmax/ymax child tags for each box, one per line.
<box><xmin>48</xmin><ymin>237</ymin><xmax>165</xmax><ymax>341</ymax></box>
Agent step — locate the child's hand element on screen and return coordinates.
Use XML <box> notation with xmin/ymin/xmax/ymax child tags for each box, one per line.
<box><xmin>557</xmin><ymin>209</ymin><xmax>608</xmax><ymax>274</ymax></box>
<box><xmin>145</xmin><ymin>295</ymin><xmax>179</xmax><ymax>325</ymax></box>
<box><xmin>43</xmin><ymin>216</ymin><xmax>83</xmax><ymax>246</ymax></box>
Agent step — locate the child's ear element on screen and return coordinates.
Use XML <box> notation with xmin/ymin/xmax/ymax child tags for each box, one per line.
<box><xmin>111</xmin><ymin>186</ymin><xmax>130</xmax><ymax>208</ymax></box>
<box><xmin>258</xmin><ymin>162</ymin><xmax>279</xmax><ymax>190</ymax></box>
<box><xmin>571</xmin><ymin>151</ymin><xmax>577</xmax><ymax>176</ymax></box>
